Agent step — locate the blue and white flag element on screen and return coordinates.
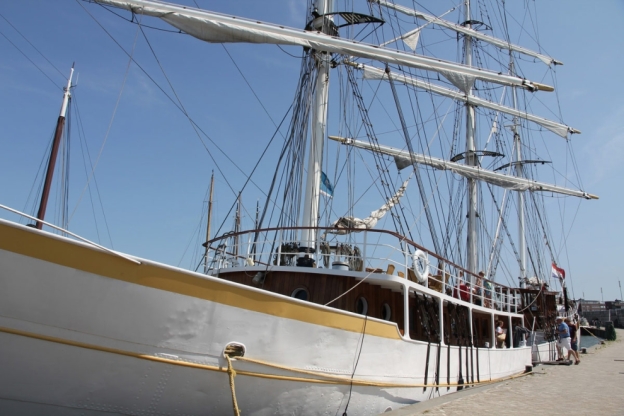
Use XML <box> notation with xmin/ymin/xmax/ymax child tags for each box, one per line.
<box><xmin>320</xmin><ymin>171</ymin><xmax>334</xmax><ymax>198</ymax></box>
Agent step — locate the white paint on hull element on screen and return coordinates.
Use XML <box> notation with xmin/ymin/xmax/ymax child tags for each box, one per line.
<box><xmin>0</xmin><ymin>226</ymin><xmax>532</xmax><ymax>415</ymax></box>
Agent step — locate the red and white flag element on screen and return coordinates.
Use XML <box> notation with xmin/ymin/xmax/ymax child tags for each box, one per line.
<box><xmin>551</xmin><ymin>263</ymin><xmax>565</xmax><ymax>281</ymax></box>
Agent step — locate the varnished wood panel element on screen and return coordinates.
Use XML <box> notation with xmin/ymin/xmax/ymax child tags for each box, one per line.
<box><xmin>218</xmin><ymin>270</ymin><xmax>405</xmax><ymax>334</ymax></box>
<box><xmin>472</xmin><ymin>311</ymin><xmax>491</xmax><ymax>348</ymax></box>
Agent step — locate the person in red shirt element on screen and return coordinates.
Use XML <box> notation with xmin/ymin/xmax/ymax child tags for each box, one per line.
<box><xmin>453</xmin><ymin>276</ymin><xmax>471</xmax><ymax>302</ymax></box>
<box><xmin>461</xmin><ymin>282</ymin><xmax>471</xmax><ymax>302</ymax></box>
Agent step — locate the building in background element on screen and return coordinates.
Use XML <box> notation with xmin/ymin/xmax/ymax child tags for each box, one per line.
<box><xmin>579</xmin><ymin>299</ymin><xmax>606</xmax><ymax>312</ymax></box>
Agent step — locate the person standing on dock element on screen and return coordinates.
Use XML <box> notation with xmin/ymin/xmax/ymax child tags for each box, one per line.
<box><xmin>565</xmin><ymin>317</ymin><xmax>581</xmax><ymax>364</ymax></box>
<box><xmin>556</xmin><ymin>317</ymin><xmax>572</xmax><ymax>361</ymax></box>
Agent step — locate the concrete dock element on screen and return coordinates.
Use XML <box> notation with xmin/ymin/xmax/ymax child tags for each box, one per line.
<box><xmin>385</xmin><ymin>329</ymin><xmax>624</xmax><ymax>415</ymax></box>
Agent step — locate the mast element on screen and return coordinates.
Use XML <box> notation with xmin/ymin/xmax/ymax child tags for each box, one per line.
<box><xmin>252</xmin><ymin>199</ymin><xmax>259</xmax><ymax>262</ymax></box>
<box><xmin>234</xmin><ymin>193</ymin><xmax>241</xmax><ymax>260</ymax></box>
<box><xmin>464</xmin><ymin>2</ymin><xmax>478</xmax><ymax>274</ymax></box>
<box><xmin>35</xmin><ymin>64</ymin><xmax>74</xmax><ymax>229</ymax></box>
<box><xmin>300</xmin><ymin>0</ymin><xmax>333</xmax><ymax>252</ymax></box>
<box><xmin>510</xmin><ymin>61</ymin><xmax>527</xmax><ymax>280</ymax></box>
<box><xmin>255</xmin><ymin>200</ymin><xmax>260</xmax><ymax>230</ymax></box>
<box><xmin>203</xmin><ymin>171</ymin><xmax>214</xmax><ymax>274</ymax></box>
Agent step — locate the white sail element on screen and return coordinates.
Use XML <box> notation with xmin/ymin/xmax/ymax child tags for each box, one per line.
<box><xmin>329</xmin><ymin>136</ymin><xmax>598</xmax><ymax>200</ymax></box>
<box><xmin>94</xmin><ymin>0</ymin><xmax>553</xmax><ymax>92</ymax></box>
<box><xmin>359</xmin><ymin>64</ymin><xmax>579</xmax><ymax>138</ymax></box>
<box><xmin>328</xmin><ymin>180</ymin><xmax>409</xmax><ymax>234</ymax></box>
<box><xmin>380</xmin><ymin>27</ymin><xmax>421</xmax><ymax>50</ymax></box>
<box><xmin>373</xmin><ymin>0</ymin><xmax>562</xmax><ymax>66</ymax></box>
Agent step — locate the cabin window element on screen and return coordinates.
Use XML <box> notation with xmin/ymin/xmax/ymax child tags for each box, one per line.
<box><xmin>356</xmin><ymin>297</ymin><xmax>368</xmax><ymax>315</ymax></box>
<box><xmin>291</xmin><ymin>288</ymin><xmax>309</xmax><ymax>301</ymax></box>
<box><xmin>381</xmin><ymin>303</ymin><xmax>392</xmax><ymax>321</ymax></box>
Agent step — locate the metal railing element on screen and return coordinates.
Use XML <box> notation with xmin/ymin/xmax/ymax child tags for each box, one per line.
<box><xmin>204</xmin><ymin>226</ymin><xmax>520</xmax><ymax>313</ymax></box>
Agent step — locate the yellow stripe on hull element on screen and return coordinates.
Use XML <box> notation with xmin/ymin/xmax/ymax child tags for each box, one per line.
<box><xmin>0</xmin><ymin>220</ymin><xmax>401</xmax><ymax>340</ymax></box>
<box><xmin>0</xmin><ymin>324</ymin><xmax>527</xmax><ymax>389</ymax></box>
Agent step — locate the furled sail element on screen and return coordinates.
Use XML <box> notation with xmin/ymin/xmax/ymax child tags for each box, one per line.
<box><xmin>358</xmin><ymin>63</ymin><xmax>579</xmax><ymax>138</ymax></box>
<box><xmin>327</xmin><ymin>180</ymin><xmax>409</xmax><ymax>234</ymax></box>
<box><xmin>372</xmin><ymin>0</ymin><xmax>562</xmax><ymax>66</ymax></box>
<box><xmin>329</xmin><ymin>136</ymin><xmax>598</xmax><ymax>200</ymax></box>
<box><xmin>94</xmin><ymin>0</ymin><xmax>553</xmax><ymax>92</ymax></box>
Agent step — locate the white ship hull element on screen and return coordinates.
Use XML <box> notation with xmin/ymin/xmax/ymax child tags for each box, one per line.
<box><xmin>0</xmin><ymin>219</ymin><xmax>531</xmax><ymax>415</ymax></box>
<box><xmin>529</xmin><ymin>329</ymin><xmax>559</xmax><ymax>363</ymax></box>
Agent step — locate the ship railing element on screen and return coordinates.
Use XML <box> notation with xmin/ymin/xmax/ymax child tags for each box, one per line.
<box><xmin>203</xmin><ymin>226</ymin><xmax>519</xmax><ymax>313</ymax></box>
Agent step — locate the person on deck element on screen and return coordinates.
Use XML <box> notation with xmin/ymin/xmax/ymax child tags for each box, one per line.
<box><xmin>565</xmin><ymin>317</ymin><xmax>580</xmax><ymax>364</ymax></box>
<box><xmin>513</xmin><ymin>325</ymin><xmax>531</xmax><ymax>348</ymax></box>
<box><xmin>453</xmin><ymin>272</ymin><xmax>470</xmax><ymax>302</ymax></box>
<box><xmin>556</xmin><ymin>317</ymin><xmax>571</xmax><ymax>361</ymax></box>
<box><xmin>473</xmin><ymin>271</ymin><xmax>484</xmax><ymax>306</ymax></box>
<box><xmin>483</xmin><ymin>279</ymin><xmax>493</xmax><ymax>308</ymax></box>
<box><xmin>496</xmin><ymin>320</ymin><xmax>506</xmax><ymax>348</ymax></box>
<box><xmin>462</xmin><ymin>282</ymin><xmax>472</xmax><ymax>302</ymax></box>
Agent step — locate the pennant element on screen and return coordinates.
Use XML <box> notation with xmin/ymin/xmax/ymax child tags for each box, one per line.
<box><xmin>551</xmin><ymin>262</ymin><xmax>565</xmax><ymax>281</ymax></box>
<box><xmin>402</xmin><ymin>30</ymin><xmax>421</xmax><ymax>51</ymax></box>
<box><xmin>320</xmin><ymin>171</ymin><xmax>334</xmax><ymax>198</ymax></box>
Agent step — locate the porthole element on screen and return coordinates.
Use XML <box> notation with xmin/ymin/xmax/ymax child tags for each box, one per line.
<box><xmin>381</xmin><ymin>303</ymin><xmax>392</xmax><ymax>321</ymax></box>
<box><xmin>291</xmin><ymin>288</ymin><xmax>309</xmax><ymax>301</ymax></box>
<box><xmin>356</xmin><ymin>297</ymin><xmax>368</xmax><ymax>315</ymax></box>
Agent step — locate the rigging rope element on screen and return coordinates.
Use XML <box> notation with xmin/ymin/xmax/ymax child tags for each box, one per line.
<box><xmin>0</xmin><ymin>27</ymin><xmax>61</xmax><ymax>90</ymax></box>
<box><xmin>67</xmin><ymin>5</ymin><xmax>141</xmax><ymax>234</ymax></box>
<box><xmin>72</xmin><ymin>94</ymin><xmax>115</xmax><ymax>248</ymax></box>
<box><xmin>78</xmin><ymin>0</ymin><xmax>273</xmax><ymax>207</ymax></box>
<box><xmin>343</xmin><ymin>64</ymin><xmax>413</xmax><ymax>247</ymax></box>
<box><xmin>386</xmin><ymin>66</ymin><xmax>442</xmax><ymax>255</ymax></box>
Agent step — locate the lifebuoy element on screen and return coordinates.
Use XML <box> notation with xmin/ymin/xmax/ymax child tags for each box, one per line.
<box><xmin>412</xmin><ymin>250</ymin><xmax>429</xmax><ymax>284</ymax></box>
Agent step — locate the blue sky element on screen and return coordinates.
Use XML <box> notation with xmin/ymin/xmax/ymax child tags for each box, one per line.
<box><xmin>0</xmin><ymin>0</ymin><xmax>622</xmax><ymax>302</ymax></box>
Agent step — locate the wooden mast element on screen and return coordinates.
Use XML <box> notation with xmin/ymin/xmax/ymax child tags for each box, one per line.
<box><xmin>35</xmin><ymin>64</ymin><xmax>75</xmax><ymax>229</ymax></box>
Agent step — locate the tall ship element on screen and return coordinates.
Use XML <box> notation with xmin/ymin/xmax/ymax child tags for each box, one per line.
<box><xmin>0</xmin><ymin>0</ymin><xmax>596</xmax><ymax>414</ymax></box>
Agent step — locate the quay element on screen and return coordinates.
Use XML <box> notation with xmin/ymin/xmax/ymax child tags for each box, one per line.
<box><xmin>385</xmin><ymin>328</ymin><xmax>624</xmax><ymax>415</ymax></box>
<box><xmin>582</xmin><ymin>326</ymin><xmax>608</xmax><ymax>339</ymax></box>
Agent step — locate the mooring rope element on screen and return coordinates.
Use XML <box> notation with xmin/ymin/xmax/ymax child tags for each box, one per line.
<box><xmin>581</xmin><ymin>327</ymin><xmax>603</xmax><ymax>341</ymax></box>
<box><xmin>0</xmin><ymin>324</ymin><xmax>532</xmax><ymax>389</ymax></box>
<box><xmin>225</xmin><ymin>355</ymin><xmax>241</xmax><ymax>416</ymax></box>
